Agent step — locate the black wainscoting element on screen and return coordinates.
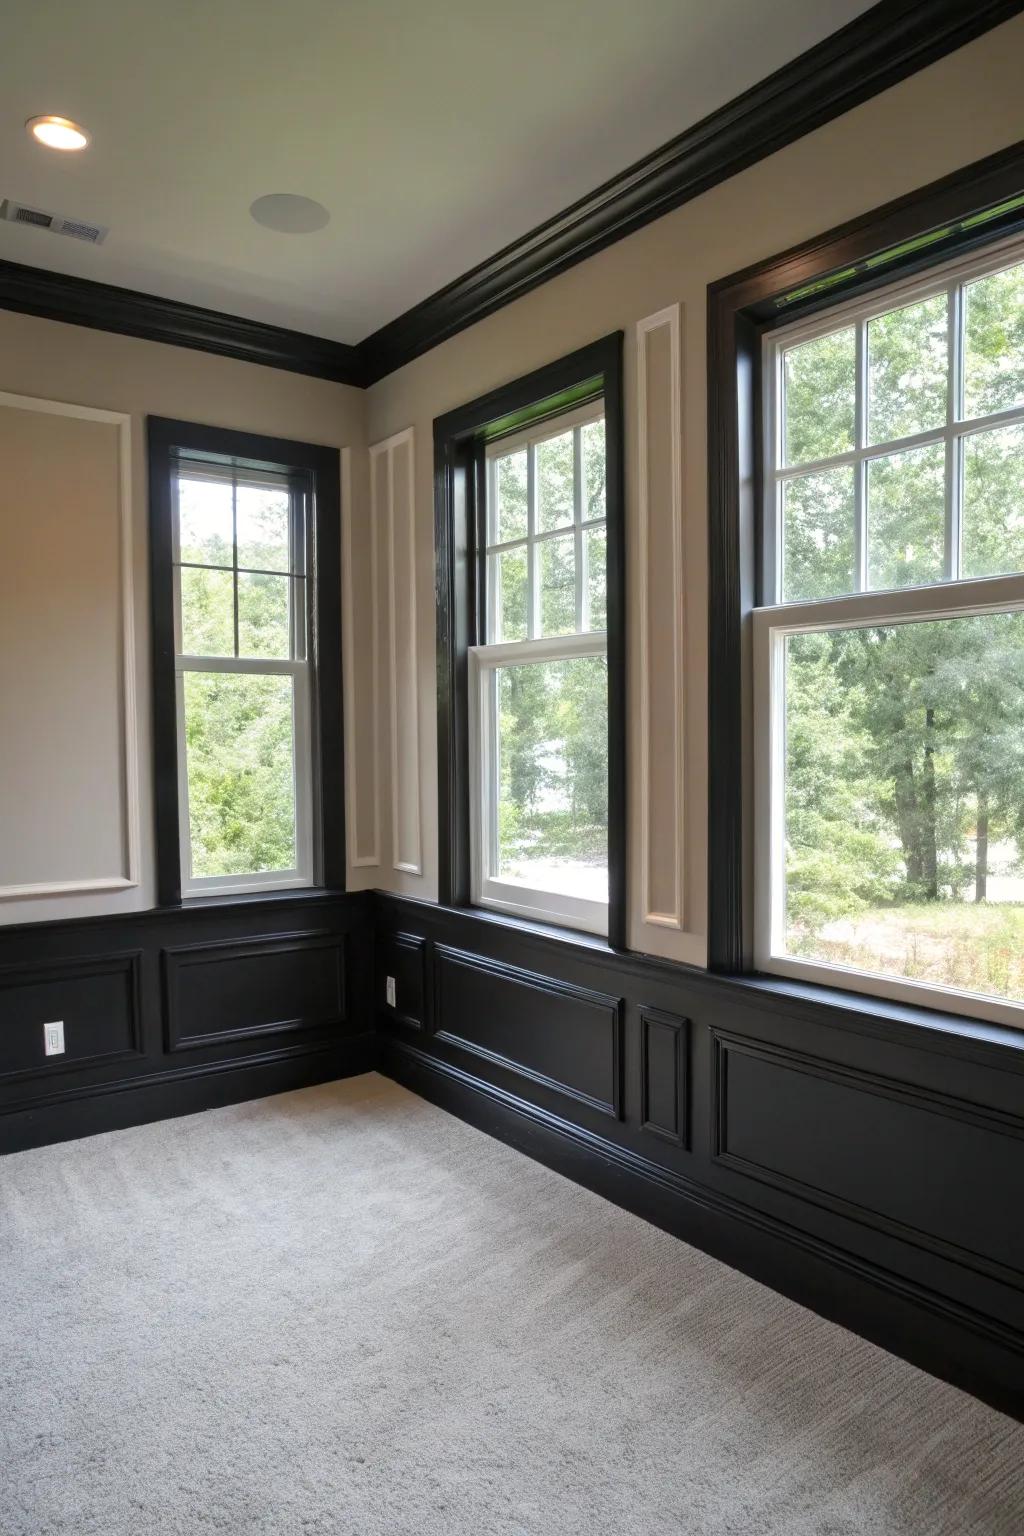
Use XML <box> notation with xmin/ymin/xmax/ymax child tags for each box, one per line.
<box><xmin>0</xmin><ymin>892</ymin><xmax>374</xmax><ymax>1154</ymax></box>
<box><xmin>374</xmin><ymin>893</ymin><xmax>1024</xmax><ymax>1420</ymax></box>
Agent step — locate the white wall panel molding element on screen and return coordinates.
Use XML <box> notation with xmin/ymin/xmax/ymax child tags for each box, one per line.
<box><xmin>0</xmin><ymin>391</ymin><xmax>140</xmax><ymax>901</ymax></box>
<box><xmin>635</xmin><ymin>307</ymin><xmax>685</xmax><ymax>931</ymax></box>
<box><xmin>371</xmin><ymin>427</ymin><xmax>423</xmax><ymax>876</ymax></box>
<box><xmin>342</xmin><ymin>447</ymin><xmax>381</xmax><ymax>870</ymax></box>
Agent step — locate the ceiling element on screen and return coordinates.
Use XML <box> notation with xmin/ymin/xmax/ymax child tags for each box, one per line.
<box><xmin>0</xmin><ymin>0</ymin><xmax>875</xmax><ymax>346</ymax></box>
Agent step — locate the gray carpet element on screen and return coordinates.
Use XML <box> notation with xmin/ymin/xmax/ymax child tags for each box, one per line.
<box><xmin>1</xmin><ymin>1074</ymin><xmax>1022</xmax><ymax>1535</ymax></box>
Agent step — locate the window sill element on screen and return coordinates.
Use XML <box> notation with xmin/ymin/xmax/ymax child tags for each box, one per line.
<box><xmin>169</xmin><ymin>886</ymin><xmax>352</xmax><ymax>914</ymax></box>
<box><xmin>723</xmin><ymin>968</ymin><xmax>1024</xmax><ymax>1065</ymax></box>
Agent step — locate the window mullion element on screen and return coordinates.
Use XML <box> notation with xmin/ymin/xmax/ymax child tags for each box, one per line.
<box><xmin>573</xmin><ymin>424</ymin><xmax>585</xmax><ymax>631</ymax></box>
<box><xmin>231</xmin><ymin>472</ymin><xmax>240</xmax><ymax>658</ymax></box>
<box><xmin>527</xmin><ymin>444</ymin><xmax>538</xmax><ymax>639</ymax></box>
<box><xmin>854</xmin><ymin>319</ymin><xmax>868</xmax><ymax>592</ymax></box>
<box><xmin>947</xmin><ymin>281</ymin><xmax>965</xmax><ymax>580</ymax></box>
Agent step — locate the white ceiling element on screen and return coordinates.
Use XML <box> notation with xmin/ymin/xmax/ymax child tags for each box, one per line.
<box><xmin>0</xmin><ymin>0</ymin><xmax>875</xmax><ymax>345</ymax></box>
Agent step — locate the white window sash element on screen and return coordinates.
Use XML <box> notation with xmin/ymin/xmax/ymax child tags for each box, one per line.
<box><xmin>469</xmin><ymin>631</ymin><xmax>609</xmax><ymax>936</ymax></box>
<box><xmin>753</xmin><ymin>573</ymin><xmax>1024</xmax><ymax>1028</ymax></box>
<box><xmin>171</xmin><ymin>469</ymin><xmax>315</xmax><ymax>899</ymax></box>
<box><xmin>764</xmin><ymin>226</ymin><xmax>1024</xmax><ymax>603</ymax></box>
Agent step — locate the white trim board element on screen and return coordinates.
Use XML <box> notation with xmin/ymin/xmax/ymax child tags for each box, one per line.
<box><xmin>342</xmin><ymin>447</ymin><xmax>381</xmax><ymax>869</ymax></box>
<box><xmin>0</xmin><ymin>391</ymin><xmax>140</xmax><ymax>902</ymax></box>
<box><xmin>635</xmin><ymin>306</ymin><xmax>685</xmax><ymax>931</ymax></box>
<box><xmin>371</xmin><ymin>427</ymin><xmax>423</xmax><ymax>877</ymax></box>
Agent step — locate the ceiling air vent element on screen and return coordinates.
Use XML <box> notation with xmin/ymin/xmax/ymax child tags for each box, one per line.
<box><xmin>0</xmin><ymin>199</ymin><xmax>108</xmax><ymax>244</ymax></box>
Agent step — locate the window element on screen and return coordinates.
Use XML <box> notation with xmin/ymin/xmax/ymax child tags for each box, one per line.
<box><xmin>757</xmin><ymin>234</ymin><xmax>1024</xmax><ymax>1023</ymax></box>
<box><xmin>433</xmin><ymin>335</ymin><xmax>624</xmax><ymax>944</ymax></box>
<box><xmin>148</xmin><ymin>420</ymin><xmax>344</xmax><ymax>904</ymax></box>
<box><xmin>471</xmin><ymin>403</ymin><xmax>609</xmax><ymax>933</ymax></box>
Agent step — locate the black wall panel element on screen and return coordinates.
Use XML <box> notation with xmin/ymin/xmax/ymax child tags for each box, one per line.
<box><xmin>0</xmin><ymin>892</ymin><xmax>374</xmax><ymax>1153</ymax></box>
<box><xmin>374</xmin><ymin>894</ymin><xmax>1024</xmax><ymax>1421</ymax></box>
<box><xmin>0</xmin><ymin>952</ymin><xmax>142</xmax><ymax>1084</ymax></box>
<box><xmin>433</xmin><ymin>944</ymin><xmax>623</xmax><ymax>1119</ymax></box>
<box><xmin>713</xmin><ymin>1030</ymin><xmax>1024</xmax><ymax>1285</ymax></box>
<box><xmin>164</xmin><ymin>931</ymin><xmax>347</xmax><ymax>1051</ymax></box>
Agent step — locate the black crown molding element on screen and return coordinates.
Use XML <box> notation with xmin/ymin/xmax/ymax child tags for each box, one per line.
<box><xmin>0</xmin><ymin>258</ymin><xmax>363</xmax><ymax>386</ymax></box>
<box><xmin>355</xmin><ymin>0</ymin><xmax>1024</xmax><ymax>384</ymax></box>
<box><xmin>0</xmin><ymin>0</ymin><xmax>1020</xmax><ymax>388</ymax></box>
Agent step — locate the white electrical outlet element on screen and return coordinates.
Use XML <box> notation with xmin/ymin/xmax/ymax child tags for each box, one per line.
<box><xmin>44</xmin><ymin>1020</ymin><xmax>65</xmax><ymax>1056</ymax></box>
<box><xmin>385</xmin><ymin>976</ymin><xmax>397</xmax><ymax>1009</ymax></box>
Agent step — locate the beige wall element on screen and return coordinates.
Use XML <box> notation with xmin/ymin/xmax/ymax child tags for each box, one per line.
<box><xmin>359</xmin><ymin>17</ymin><xmax>1024</xmax><ymax>966</ymax></box>
<box><xmin>0</xmin><ymin>315</ymin><xmax>366</xmax><ymax>925</ymax></box>
<box><xmin>2</xmin><ymin>19</ymin><xmax>1021</xmax><ymax>941</ymax></box>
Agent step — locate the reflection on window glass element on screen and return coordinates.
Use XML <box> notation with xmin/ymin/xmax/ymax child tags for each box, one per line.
<box><xmin>237</xmin><ymin>571</ymin><xmax>294</xmax><ymax>659</ymax></box>
<box><xmin>489</xmin><ymin>546</ymin><xmax>528</xmax><ymax>643</ymax></box>
<box><xmin>783</xmin><ymin>613</ymin><xmax>1024</xmax><ymax>1007</ymax></box>
<box><xmin>962</xmin><ymin>422</ymin><xmax>1024</xmax><ymax>578</ymax></box>
<box><xmin>536</xmin><ymin>430</ymin><xmax>575</xmax><ymax>531</ymax></box>
<box><xmin>539</xmin><ymin>534</ymin><xmax>576</xmax><ymax>636</ymax></box>
<box><xmin>493</xmin><ymin>450</ymin><xmax>528</xmax><ymax>543</ymax></box>
<box><xmin>581</xmin><ymin>419</ymin><xmax>606</xmax><ymax>521</ymax></box>
<box><xmin>868</xmin><ymin>294</ymin><xmax>947</xmax><ymax>444</ymax></box>
<box><xmin>180</xmin><ymin>565</ymin><xmax>234</xmax><ymax>655</ymax></box>
<box><xmin>867</xmin><ymin>442</ymin><xmax>945</xmax><ymax>590</ymax></box>
<box><xmin>964</xmin><ymin>260</ymin><xmax>1024</xmax><ymax>419</ymax></box>
<box><xmin>183</xmin><ymin>671</ymin><xmax>297</xmax><ymax>878</ymax></box>
<box><xmin>178</xmin><ymin>477</ymin><xmax>232</xmax><ymax>566</ymax></box>
<box><xmin>496</xmin><ymin>656</ymin><xmax>608</xmax><ymax>904</ymax></box>
<box><xmin>586</xmin><ymin>525</ymin><xmax>607</xmax><ymax>631</ymax></box>
<box><xmin>783</xmin><ymin>327</ymin><xmax>856</xmax><ymax>465</ymax></box>
<box><xmin>782</xmin><ymin>467</ymin><xmax>855</xmax><ymax>601</ymax></box>
<box><xmin>236</xmin><ymin>483</ymin><xmax>291</xmax><ymax>572</ymax></box>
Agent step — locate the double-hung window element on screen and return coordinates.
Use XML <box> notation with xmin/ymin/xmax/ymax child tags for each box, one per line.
<box><xmin>470</xmin><ymin>402</ymin><xmax>610</xmax><ymax>934</ymax></box>
<box><xmin>756</xmin><ymin>234</ymin><xmax>1024</xmax><ymax>1023</ymax></box>
<box><xmin>149</xmin><ymin>419</ymin><xmax>344</xmax><ymax>905</ymax></box>
<box><xmin>172</xmin><ymin>460</ymin><xmax>313</xmax><ymax>896</ymax></box>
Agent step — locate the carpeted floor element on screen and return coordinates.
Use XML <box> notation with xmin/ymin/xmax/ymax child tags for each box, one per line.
<box><xmin>1</xmin><ymin>1073</ymin><xmax>1022</xmax><ymax>1535</ymax></box>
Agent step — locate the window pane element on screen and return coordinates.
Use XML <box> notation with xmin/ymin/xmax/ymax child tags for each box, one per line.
<box><xmin>782</xmin><ymin>613</ymin><xmax>1024</xmax><ymax>1007</ymax></box>
<box><xmin>488</xmin><ymin>547</ymin><xmax>528</xmax><ymax>643</ymax></box>
<box><xmin>964</xmin><ymin>260</ymin><xmax>1024</xmax><ymax>419</ymax></box>
<box><xmin>236</xmin><ymin>483</ymin><xmax>292</xmax><ymax>573</ymax></box>
<box><xmin>492</xmin><ymin>450</ymin><xmax>528</xmax><ymax>544</ymax></box>
<box><xmin>237</xmin><ymin>571</ymin><xmax>295</xmax><ymax>659</ymax></box>
<box><xmin>866</xmin><ymin>442</ymin><xmax>945</xmax><ymax>591</ymax></box>
<box><xmin>962</xmin><ymin>422</ymin><xmax>1024</xmax><ymax>578</ymax></box>
<box><xmin>179</xmin><ymin>566</ymin><xmax>234</xmax><ymax>656</ymax></box>
<box><xmin>178</xmin><ymin>476</ymin><xmax>233</xmax><ymax>566</ymax></box>
<box><xmin>867</xmin><ymin>294</ymin><xmax>948</xmax><ymax>444</ymax></box>
<box><xmin>581</xmin><ymin>418</ymin><xmax>606</xmax><ymax>521</ymax></box>
<box><xmin>539</xmin><ymin>533</ymin><xmax>577</xmax><ymax>636</ymax></box>
<box><xmin>585</xmin><ymin>525</ymin><xmax>607</xmax><ymax>631</ymax></box>
<box><xmin>536</xmin><ymin>430</ymin><xmax>575</xmax><ymax>532</ymax></box>
<box><xmin>495</xmin><ymin>656</ymin><xmax>607</xmax><ymax>904</ymax></box>
<box><xmin>782</xmin><ymin>467</ymin><xmax>855</xmax><ymax>601</ymax></box>
<box><xmin>183</xmin><ymin>671</ymin><xmax>297</xmax><ymax>877</ymax></box>
<box><xmin>783</xmin><ymin>328</ymin><xmax>856</xmax><ymax>465</ymax></box>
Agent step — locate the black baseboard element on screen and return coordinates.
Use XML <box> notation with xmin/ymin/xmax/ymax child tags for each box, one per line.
<box><xmin>4</xmin><ymin>1034</ymin><xmax>376</xmax><ymax>1155</ymax></box>
<box><xmin>381</xmin><ymin>1035</ymin><xmax>1024</xmax><ymax>1421</ymax></box>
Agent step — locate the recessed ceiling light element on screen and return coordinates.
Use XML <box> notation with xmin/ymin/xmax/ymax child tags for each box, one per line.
<box><xmin>27</xmin><ymin>115</ymin><xmax>91</xmax><ymax>152</ymax></box>
<box><xmin>250</xmin><ymin>193</ymin><xmax>330</xmax><ymax>234</ymax></box>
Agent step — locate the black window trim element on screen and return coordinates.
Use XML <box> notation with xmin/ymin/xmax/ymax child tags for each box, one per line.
<box><xmin>707</xmin><ymin>138</ymin><xmax>1024</xmax><ymax>999</ymax></box>
<box><xmin>433</xmin><ymin>333</ymin><xmax>626</xmax><ymax>949</ymax></box>
<box><xmin>147</xmin><ymin>417</ymin><xmax>345</xmax><ymax>906</ymax></box>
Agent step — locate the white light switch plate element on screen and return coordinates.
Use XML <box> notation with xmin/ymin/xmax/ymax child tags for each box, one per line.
<box><xmin>44</xmin><ymin>1020</ymin><xmax>65</xmax><ymax>1056</ymax></box>
<box><xmin>386</xmin><ymin>976</ymin><xmax>397</xmax><ymax>1009</ymax></box>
